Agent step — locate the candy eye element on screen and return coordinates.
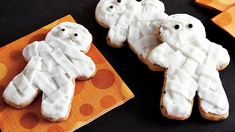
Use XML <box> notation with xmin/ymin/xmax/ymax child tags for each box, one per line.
<box><xmin>187</xmin><ymin>24</ymin><xmax>193</xmax><ymax>29</ymax></box>
<box><xmin>174</xmin><ymin>24</ymin><xmax>181</xmax><ymax>30</ymax></box>
<box><xmin>71</xmin><ymin>32</ymin><xmax>81</xmax><ymax>42</ymax></box>
<box><xmin>107</xmin><ymin>4</ymin><xmax>116</xmax><ymax>12</ymax></box>
<box><xmin>117</xmin><ymin>0</ymin><xmax>121</xmax><ymax>3</ymax></box>
<box><xmin>136</xmin><ymin>0</ymin><xmax>142</xmax><ymax>2</ymax></box>
<box><xmin>109</xmin><ymin>5</ymin><xmax>114</xmax><ymax>9</ymax></box>
<box><xmin>56</xmin><ymin>27</ymin><xmax>69</xmax><ymax>38</ymax></box>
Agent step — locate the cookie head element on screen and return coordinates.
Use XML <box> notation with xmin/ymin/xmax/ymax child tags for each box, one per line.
<box><xmin>159</xmin><ymin>14</ymin><xmax>206</xmax><ymax>43</ymax></box>
<box><xmin>46</xmin><ymin>22</ymin><xmax>92</xmax><ymax>53</ymax></box>
<box><xmin>95</xmin><ymin>0</ymin><xmax>131</xmax><ymax>27</ymax></box>
<box><xmin>141</xmin><ymin>0</ymin><xmax>165</xmax><ymax>12</ymax></box>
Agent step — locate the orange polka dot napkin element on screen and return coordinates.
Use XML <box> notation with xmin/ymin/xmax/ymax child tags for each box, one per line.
<box><xmin>0</xmin><ymin>15</ymin><xmax>134</xmax><ymax>132</ymax></box>
<box><xmin>195</xmin><ymin>0</ymin><xmax>235</xmax><ymax>38</ymax></box>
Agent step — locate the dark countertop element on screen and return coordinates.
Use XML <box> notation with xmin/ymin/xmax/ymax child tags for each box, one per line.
<box><xmin>0</xmin><ymin>0</ymin><xmax>235</xmax><ymax>132</ymax></box>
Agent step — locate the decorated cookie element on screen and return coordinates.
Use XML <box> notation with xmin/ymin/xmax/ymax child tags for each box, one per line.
<box><xmin>147</xmin><ymin>14</ymin><xmax>230</xmax><ymax>121</ymax></box>
<box><xmin>2</xmin><ymin>22</ymin><xmax>96</xmax><ymax>122</ymax></box>
<box><xmin>96</xmin><ymin>0</ymin><xmax>168</xmax><ymax>64</ymax></box>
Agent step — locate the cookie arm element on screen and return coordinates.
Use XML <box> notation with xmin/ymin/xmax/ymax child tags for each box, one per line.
<box><xmin>147</xmin><ymin>42</ymin><xmax>174</xmax><ymax>70</ymax></box>
<box><xmin>193</xmin><ymin>37</ymin><xmax>230</xmax><ymax>70</ymax></box>
<box><xmin>63</xmin><ymin>48</ymin><xmax>96</xmax><ymax>80</ymax></box>
<box><xmin>212</xmin><ymin>42</ymin><xmax>230</xmax><ymax>70</ymax></box>
<box><xmin>22</xmin><ymin>41</ymin><xmax>53</xmax><ymax>61</ymax></box>
<box><xmin>107</xmin><ymin>25</ymin><xmax>128</xmax><ymax>48</ymax></box>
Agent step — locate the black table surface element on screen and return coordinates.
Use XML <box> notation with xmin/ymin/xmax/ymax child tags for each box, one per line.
<box><xmin>1</xmin><ymin>0</ymin><xmax>235</xmax><ymax>132</ymax></box>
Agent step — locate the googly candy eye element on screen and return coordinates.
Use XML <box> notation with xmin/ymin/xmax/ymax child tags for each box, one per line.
<box><xmin>174</xmin><ymin>24</ymin><xmax>182</xmax><ymax>30</ymax></box>
<box><xmin>57</xmin><ymin>27</ymin><xmax>70</xmax><ymax>38</ymax></box>
<box><xmin>71</xmin><ymin>32</ymin><xmax>81</xmax><ymax>42</ymax></box>
<box><xmin>187</xmin><ymin>24</ymin><xmax>193</xmax><ymax>29</ymax></box>
<box><xmin>174</xmin><ymin>24</ymin><xmax>180</xmax><ymax>29</ymax></box>
<box><xmin>107</xmin><ymin>5</ymin><xmax>116</xmax><ymax>12</ymax></box>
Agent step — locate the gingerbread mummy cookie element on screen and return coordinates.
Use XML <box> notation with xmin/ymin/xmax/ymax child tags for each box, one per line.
<box><xmin>95</xmin><ymin>0</ymin><xmax>168</xmax><ymax>64</ymax></box>
<box><xmin>3</xmin><ymin>22</ymin><xmax>96</xmax><ymax>122</ymax></box>
<box><xmin>147</xmin><ymin>14</ymin><xmax>230</xmax><ymax>121</ymax></box>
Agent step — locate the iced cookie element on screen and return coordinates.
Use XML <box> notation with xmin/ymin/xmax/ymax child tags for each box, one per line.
<box><xmin>147</xmin><ymin>14</ymin><xmax>230</xmax><ymax>121</ymax></box>
<box><xmin>95</xmin><ymin>0</ymin><xmax>168</xmax><ymax>65</ymax></box>
<box><xmin>2</xmin><ymin>22</ymin><xmax>96</xmax><ymax>122</ymax></box>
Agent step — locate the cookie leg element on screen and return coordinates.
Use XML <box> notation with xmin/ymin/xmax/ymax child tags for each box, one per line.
<box><xmin>197</xmin><ymin>65</ymin><xmax>229</xmax><ymax>121</ymax></box>
<box><xmin>2</xmin><ymin>57</ymin><xmax>42</xmax><ymax>108</ymax></box>
<box><xmin>40</xmin><ymin>67</ymin><xmax>75</xmax><ymax>122</ymax></box>
<box><xmin>161</xmin><ymin>65</ymin><xmax>197</xmax><ymax>120</ymax></box>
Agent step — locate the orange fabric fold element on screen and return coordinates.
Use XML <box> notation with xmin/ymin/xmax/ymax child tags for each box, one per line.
<box><xmin>195</xmin><ymin>0</ymin><xmax>235</xmax><ymax>11</ymax></box>
<box><xmin>0</xmin><ymin>15</ymin><xmax>134</xmax><ymax>132</ymax></box>
<box><xmin>212</xmin><ymin>5</ymin><xmax>235</xmax><ymax>38</ymax></box>
<box><xmin>195</xmin><ymin>0</ymin><xmax>235</xmax><ymax>38</ymax></box>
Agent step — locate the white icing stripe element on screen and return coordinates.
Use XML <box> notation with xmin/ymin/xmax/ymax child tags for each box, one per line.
<box><xmin>167</xmin><ymin>64</ymin><xmax>198</xmax><ymax>99</ymax></box>
<box><xmin>41</xmin><ymin>60</ymin><xmax>52</xmax><ymax>72</ymax></box>
<box><xmin>166</xmin><ymin>80</ymin><xmax>194</xmax><ymax>101</ymax></box>
<box><xmin>13</xmin><ymin>73</ymin><xmax>30</xmax><ymax>94</ymax></box>
<box><xmin>182</xmin><ymin>59</ymin><xmax>198</xmax><ymax>77</ymax></box>
<box><xmin>27</xmin><ymin>42</ymin><xmax>39</xmax><ymax>59</ymax></box>
<box><xmin>197</xmin><ymin>65</ymin><xmax>220</xmax><ymax>81</ymax></box>
<box><xmin>33</xmin><ymin>72</ymin><xmax>58</xmax><ymax>96</ymax></box>
<box><xmin>117</xmin><ymin>1</ymin><xmax>140</xmax><ymax>26</ymax></box>
<box><xmin>24</xmin><ymin>56</ymin><xmax>42</xmax><ymax>71</ymax></box>
<box><xmin>140</xmin><ymin>23</ymin><xmax>154</xmax><ymax>36</ymax></box>
<box><xmin>167</xmin><ymin>51</ymin><xmax>186</xmax><ymax>67</ymax></box>
<box><xmin>168</xmin><ymin>42</ymin><xmax>206</xmax><ymax>64</ymax></box>
<box><xmin>47</xmin><ymin>36</ymin><xmax>80</xmax><ymax>53</ymax></box>
<box><xmin>205</xmin><ymin>44</ymin><xmax>219</xmax><ymax>67</ymax></box>
<box><xmin>198</xmin><ymin>87</ymin><xmax>227</xmax><ymax>110</ymax></box>
<box><xmin>45</xmin><ymin>90</ymin><xmax>64</xmax><ymax>104</ymax></box>
<box><xmin>52</xmin><ymin>67</ymin><xmax>69</xmax><ymax>88</ymax></box>
<box><xmin>49</xmin><ymin>49</ymin><xmax>79</xmax><ymax>77</ymax></box>
<box><xmin>148</xmin><ymin>14</ymin><xmax>230</xmax><ymax>118</ymax></box>
<box><xmin>128</xmin><ymin>22</ymin><xmax>140</xmax><ymax>43</ymax></box>
<box><xmin>108</xmin><ymin>25</ymin><xmax>127</xmax><ymax>47</ymax></box>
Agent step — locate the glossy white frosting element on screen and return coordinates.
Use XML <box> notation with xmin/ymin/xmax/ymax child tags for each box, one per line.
<box><xmin>96</xmin><ymin>0</ymin><xmax>168</xmax><ymax>61</ymax></box>
<box><xmin>3</xmin><ymin>22</ymin><xmax>96</xmax><ymax>121</ymax></box>
<box><xmin>148</xmin><ymin>14</ymin><xmax>230</xmax><ymax>118</ymax></box>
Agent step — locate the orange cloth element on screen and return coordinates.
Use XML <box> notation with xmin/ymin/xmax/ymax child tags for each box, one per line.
<box><xmin>0</xmin><ymin>15</ymin><xmax>134</xmax><ymax>132</ymax></box>
<box><xmin>195</xmin><ymin>0</ymin><xmax>235</xmax><ymax>38</ymax></box>
<box><xmin>195</xmin><ymin>0</ymin><xmax>235</xmax><ymax>11</ymax></box>
<box><xmin>212</xmin><ymin>5</ymin><xmax>235</xmax><ymax>37</ymax></box>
